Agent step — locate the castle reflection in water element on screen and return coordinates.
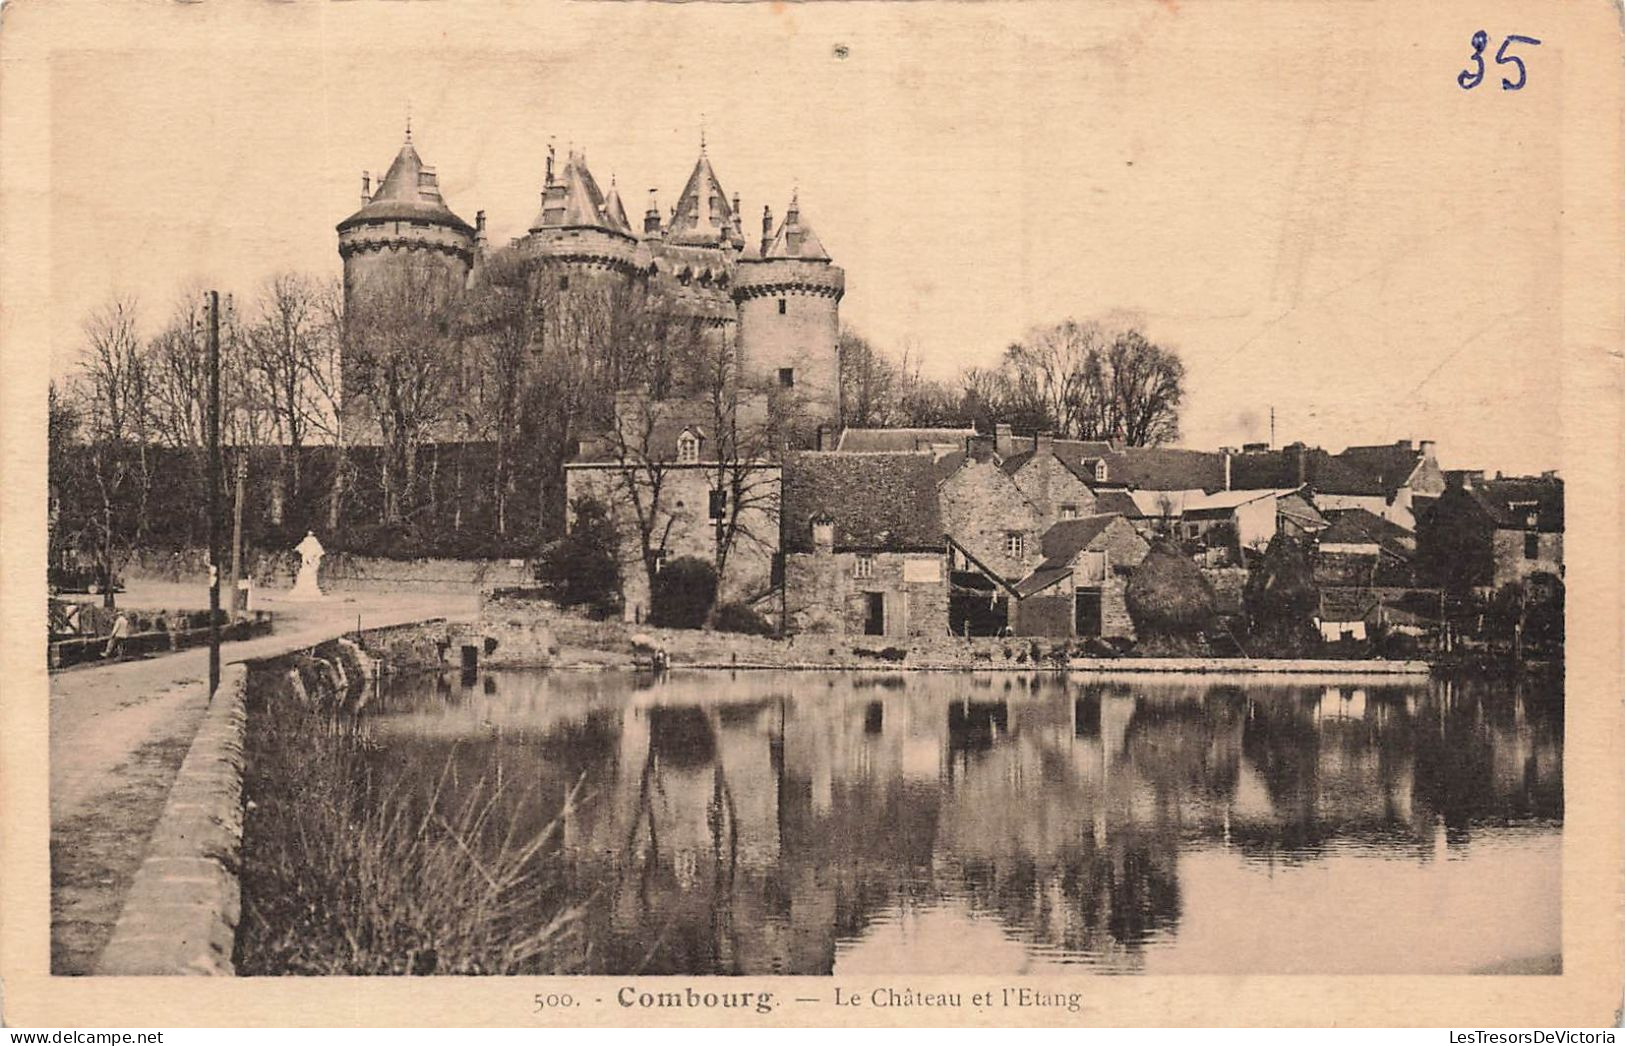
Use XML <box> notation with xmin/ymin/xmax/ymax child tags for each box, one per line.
<box><xmin>367</xmin><ymin>669</ymin><xmax>1562</xmax><ymax>976</ymax></box>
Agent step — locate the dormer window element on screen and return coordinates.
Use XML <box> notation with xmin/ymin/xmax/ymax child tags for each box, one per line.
<box><xmin>677</xmin><ymin>431</ymin><xmax>701</xmax><ymax>464</ymax></box>
<box><xmin>1060</xmin><ymin>504</ymin><xmax>1079</xmax><ymax>520</ymax></box>
<box><xmin>1094</xmin><ymin>460</ymin><xmax>1109</xmax><ymax>483</ymax></box>
<box><xmin>811</xmin><ymin>515</ymin><xmax>835</xmax><ymax>551</ymax></box>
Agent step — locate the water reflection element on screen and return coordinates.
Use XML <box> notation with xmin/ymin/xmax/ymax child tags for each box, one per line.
<box><xmin>365</xmin><ymin>669</ymin><xmax>1561</xmax><ymax>975</ymax></box>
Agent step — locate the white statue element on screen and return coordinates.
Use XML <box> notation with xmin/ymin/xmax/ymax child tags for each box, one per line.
<box><xmin>288</xmin><ymin>530</ymin><xmax>326</xmax><ymax>601</ymax></box>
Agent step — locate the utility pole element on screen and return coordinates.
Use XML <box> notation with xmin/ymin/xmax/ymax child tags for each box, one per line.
<box><xmin>1269</xmin><ymin>406</ymin><xmax>1276</xmax><ymax>448</ymax></box>
<box><xmin>207</xmin><ymin>290</ymin><xmax>221</xmax><ymax>697</ymax></box>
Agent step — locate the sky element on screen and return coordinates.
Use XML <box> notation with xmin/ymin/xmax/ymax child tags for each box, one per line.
<box><xmin>42</xmin><ymin>1</ymin><xmax>1569</xmax><ymax>473</ymax></box>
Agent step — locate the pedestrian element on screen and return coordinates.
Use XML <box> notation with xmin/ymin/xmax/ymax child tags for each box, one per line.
<box><xmin>103</xmin><ymin>611</ymin><xmax>131</xmax><ymax>660</ymax></box>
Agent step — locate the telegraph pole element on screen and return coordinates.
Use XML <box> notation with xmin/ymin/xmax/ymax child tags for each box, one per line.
<box><xmin>207</xmin><ymin>290</ymin><xmax>221</xmax><ymax>697</ymax></box>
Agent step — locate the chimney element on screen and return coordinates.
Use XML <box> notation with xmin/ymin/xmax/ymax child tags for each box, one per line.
<box><xmin>1395</xmin><ymin>439</ymin><xmax>1414</xmax><ymax>451</ymax></box>
<box><xmin>474</xmin><ymin>210</ymin><xmax>488</xmax><ymax>248</ymax></box>
<box><xmin>1419</xmin><ymin>439</ymin><xmax>1437</xmax><ymax>462</ymax></box>
<box><xmin>761</xmin><ymin>205</ymin><xmax>774</xmax><ymax>256</ymax></box>
<box><xmin>1109</xmin><ymin>425</ymin><xmax>1126</xmax><ymax>453</ymax></box>
<box><xmin>966</xmin><ymin>433</ymin><xmax>995</xmax><ymax>463</ymax></box>
<box><xmin>1223</xmin><ymin>449</ymin><xmax>1232</xmax><ymax>491</ymax></box>
<box><xmin>995</xmin><ymin>423</ymin><xmax>1014</xmax><ymax>459</ymax></box>
<box><xmin>1035</xmin><ymin>431</ymin><xmax>1054</xmax><ymax>515</ymax></box>
<box><xmin>811</xmin><ymin>514</ymin><xmax>835</xmax><ymax>553</ymax></box>
<box><xmin>644</xmin><ymin>189</ymin><xmax>661</xmax><ymax>236</ymax></box>
<box><xmin>1287</xmin><ymin>441</ymin><xmax>1309</xmax><ymax>486</ymax></box>
<box><xmin>1446</xmin><ymin>469</ymin><xmax>1483</xmax><ymax>491</ymax></box>
<box><xmin>360</xmin><ymin>171</ymin><xmax>372</xmax><ymax>205</ymax></box>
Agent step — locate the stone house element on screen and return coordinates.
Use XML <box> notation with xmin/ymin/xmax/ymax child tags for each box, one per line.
<box><xmin>1009</xmin><ymin>515</ymin><xmax>1149</xmax><ymax>639</ymax></box>
<box><xmin>1418</xmin><ymin>471</ymin><xmax>1563</xmax><ymax>596</ymax></box>
<box><xmin>1315</xmin><ymin>507</ymin><xmax>1417</xmax><ymax>587</ymax></box>
<box><xmin>996</xmin><ymin>431</ymin><xmax>1098</xmax><ymax>531</ymax></box>
<box><xmin>780</xmin><ymin>451</ymin><xmax>948</xmax><ymax>638</ymax></box>
<box><xmin>1333</xmin><ymin>439</ymin><xmax>1446</xmax><ymax>531</ymax></box>
<box><xmin>939</xmin><ymin>449</ymin><xmax>1045</xmax><ymax>585</ymax></box>
<box><xmin>566</xmin><ymin>392</ymin><xmax>780</xmax><ymax>623</ymax></box>
<box><xmin>1228</xmin><ymin>439</ymin><xmax>1443</xmax><ymax>532</ymax></box>
<box><xmin>1177</xmin><ymin>488</ymin><xmax>1325</xmax><ymax>562</ymax></box>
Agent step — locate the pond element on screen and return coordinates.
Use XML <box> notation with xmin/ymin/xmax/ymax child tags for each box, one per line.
<box><xmin>363</xmin><ymin>668</ymin><xmax>1562</xmax><ymax>976</ymax></box>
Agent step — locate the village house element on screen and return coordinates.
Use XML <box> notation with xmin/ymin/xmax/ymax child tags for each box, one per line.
<box><xmin>938</xmin><ymin>442</ymin><xmax>1041</xmax><ymax>634</ymax></box>
<box><xmin>993</xmin><ymin>429</ymin><xmax>1098</xmax><ymax>531</ymax></box>
<box><xmin>566</xmin><ymin>391</ymin><xmax>781</xmax><ymax>624</ymax></box>
<box><xmin>1333</xmin><ymin>439</ymin><xmax>1446</xmax><ymax>531</ymax></box>
<box><xmin>1009</xmin><ymin>514</ymin><xmax>1150</xmax><ymax>639</ymax></box>
<box><xmin>1314</xmin><ymin>507</ymin><xmax>1417</xmax><ymax>587</ymax></box>
<box><xmin>780</xmin><ymin>451</ymin><xmax>948</xmax><ymax>638</ymax></box>
<box><xmin>1419</xmin><ymin>470</ymin><xmax>1564</xmax><ymax>596</ymax></box>
<box><xmin>1176</xmin><ymin>487</ymin><xmax>1325</xmax><ymax>563</ymax></box>
<box><xmin>1227</xmin><ymin>439</ymin><xmax>1442</xmax><ymax>531</ymax></box>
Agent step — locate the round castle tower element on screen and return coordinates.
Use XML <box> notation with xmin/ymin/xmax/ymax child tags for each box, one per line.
<box><xmin>734</xmin><ymin>192</ymin><xmax>845</xmax><ymax>438</ymax></box>
<box><xmin>336</xmin><ymin>129</ymin><xmax>477</xmax><ymax>307</ymax></box>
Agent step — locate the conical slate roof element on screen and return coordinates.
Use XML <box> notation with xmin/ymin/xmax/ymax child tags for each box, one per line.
<box><xmin>602</xmin><ymin>180</ymin><xmax>632</xmax><ymax>234</ymax></box>
<box><xmin>665</xmin><ymin>151</ymin><xmax>738</xmax><ymax>246</ymax></box>
<box><xmin>338</xmin><ymin>135</ymin><xmax>473</xmax><ymax>234</ymax></box>
<box><xmin>531</xmin><ymin>150</ymin><xmax>632</xmax><ymax>237</ymax></box>
<box><xmin>761</xmin><ymin>191</ymin><xmax>830</xmax><ymax>261</ymax></box>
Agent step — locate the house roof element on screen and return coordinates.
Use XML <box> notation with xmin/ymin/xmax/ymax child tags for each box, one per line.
<box><xmin>1039</xmin><ymin>514</ymin><xmax>1119</xmax><ymax>562</ymax></box>
<box><xmin>836</xmin><ymin>427</ymin><xmax>977</xmax><ymax>453</ymax></box>
<box><xmin>1014</xmin><ymin>566</ymin><xmax>1072</xmax><ymax>599</ymax></box>
<box><xmin>1336</xmin><ymin>441</ymin><xmax>1425</xmax><ymax>496</ymax></box>
<box><xmin>1229</xmin><ymin>446</ymin><xmax>1386</xmax><ymax>496</ymax></box>
<box><xmin>337</xmin><ymin>137</ymin><xmax>475</xmax><ymax>235</ymax></box>
<box><xmin>1092</xmin><ymin>489</ymin><xmax>1142</xmax><ymax>517</ymax></box>
<box><xmin>1468</xmin><ymin>476</ymin><xmax>1565</xmax><ymax>532</ymax></box>
<box><xmin>782</xmin><ymin>452</ymin><xmax>944</xmax><ymax>553</ymax></box>
<box><xmin>1107</xmin><ymin>446</ymin><xmax>1227</xmax><ymax>491</ymax></box>
<box><xmin>1182</xmin><ymin>488</ymin><xmax>1298</xmax><ymax>516</ymax></box>
<box><xmin>1319</xmin><ymin>588</ymin><xmax>1380</xmax><ymax>622</ymax></box>
<box><xmin>1320</xmin><ymin>508</ymin><xmax>1413</xmax><ymax>558</ymax></box>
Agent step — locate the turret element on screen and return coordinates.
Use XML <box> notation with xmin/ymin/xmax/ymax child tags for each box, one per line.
<box><xmin>336</xmin><ymin>129</ymin><xmax>476</xmax><ymax>310</ymax></box>
<box><xmin>733</xmin><ymin>191</ymin><xmax>844</xmax><ymax>443</ymax></box>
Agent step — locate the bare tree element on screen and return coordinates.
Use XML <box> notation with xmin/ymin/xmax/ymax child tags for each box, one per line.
<box><xmin>696</xmin><ymin>331</ymin><xmax>780</xmax><ymax>605</ymax></box>
<box><xmin>72</xmin><ymin>296</ymin><xmax>151</xmax><ymax>604</ymax></box>
<box><xmin>249</xmin><ymin>272</ymin><xmax>328</xmax><ymax>518</ymax></box>
<box><xmin>345</xmin><ymin>258</ymin><xmax>464</xmax><ymax>523</ymax></box>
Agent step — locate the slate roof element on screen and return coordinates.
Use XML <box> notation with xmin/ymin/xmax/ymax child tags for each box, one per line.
<box><xmin>836</xmin><ymin>427</ymin><xmax>977</xmax><ymax>453</ymax></box>
<box><xmin>760</xmin><ymin>193</ymin><xmax>831</xmax><ymax>261</ymax></box>
<box><xmin>1319</xmin><ymin>588</ymin><xmax>1380</xmax><ymax>623</ymax></box>
<box><xmin>337</xmin><ymin>137</ymin><xmax>475</xmax><ymax>235</ymax></box>
<box><xmin>1229</xmin><ymin>447</ymin><xmax>1386</xmax><ymax>496</ymax></box>
<box><xmin>1319</xmin><ymin>508</ymin><xmax>1414</xmax><ymax>558</ymax></box>
<box><xmin>569</xmin><ymin>396</ymin><xmax>769</xmax><ymax>465</ymax></box>
<box><xmin>1468</xmin><ymin>476</ymin><xmax>1564</xmax><ymax>532</ymax></box>
<box><xmin>1039</xmin><ymin>515</ymin><xmax>1119</xmax><ymax>563</ymax></box>
<box><xmin>1336</xmin><ymin>442</ymin><xmax>1425</xmax><ymax>496</ymax></box>
<box><xmin>1092</xmin><ymin>489</ymin><xmax>1142</xmax><ymax>517</ymax></box>
<box><xmin>782</xmin><ymin>452</ymin><xmax>944</xmax><ymax>553</ymax></box>
<box><xmin>666</xmin><ymin>151</ymin><xmax>740</xmax><ymax>247</ymax></box>
<box><xmin>1014</xmin><ymin>566</ymin><xmax>1072</xmax><ymax>599</ymax></box>
<box><xmin>1001</xmin><ymin>436</ymin><xmax>1224</xmax><ymax>491</ymax></box>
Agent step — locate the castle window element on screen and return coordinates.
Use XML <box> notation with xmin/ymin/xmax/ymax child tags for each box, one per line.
<box><xmin>558</xmin><ymin>275</ymin><xmax>570</xmax><ymax>291</ymax></box>
<box><xmin>778</xmin><ymin>298</ymin><xmax>787</xmax><ymax>315</ymax></box>
<box><xmin>1005</xmin><ymin>532</ymin><xmax>1025</xmax><ymax>559</ymax></box>
<box><xmin>677</xmin><ymin>432</ymin><xmax>700</xmax><ymax>464</ymax></box>
<box><xmin>854</xmin><ymin>554</ymin><xmax>875</xmax><ymax>580</ymax></box>
<box><xmin>779</xmin><ymin>368</ymin><xmax>795</xmax><ymax>388</ymax></box>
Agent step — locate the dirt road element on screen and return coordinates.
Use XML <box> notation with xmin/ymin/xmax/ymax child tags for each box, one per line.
<box><xmin>50</xmin><ymin>584</ymin><xmax>474</xmax><ymax>974</ymax></box>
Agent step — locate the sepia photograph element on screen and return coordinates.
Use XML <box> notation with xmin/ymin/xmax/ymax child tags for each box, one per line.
<box><xmin>1</xmin><ymin>0</ymin><xmax>1620</xmax><ymax>1029</ymax></box>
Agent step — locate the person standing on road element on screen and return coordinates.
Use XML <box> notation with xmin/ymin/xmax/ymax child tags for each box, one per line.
<box><xmin>103</xmin><ymin>611</ymin><xmax>131</xmax><ymax>659</ymax></box>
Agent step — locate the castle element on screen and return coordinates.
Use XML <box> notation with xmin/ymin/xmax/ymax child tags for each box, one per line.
<box><xmin>336</xmin><ymin>128</ymin><xmax>845</xmax><ymax>440</ymax></box>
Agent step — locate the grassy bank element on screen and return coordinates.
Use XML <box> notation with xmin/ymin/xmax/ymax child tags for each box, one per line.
<box><xmin>235</xmin><ymin>661</ymin><xmax>585</xmax><ymax>975</ymax></box>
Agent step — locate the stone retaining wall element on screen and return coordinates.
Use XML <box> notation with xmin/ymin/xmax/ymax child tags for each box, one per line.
<box><xmin>97</xmin><ymin>664</ymin><xmax>248</xmax><ymax>976</ymax></box>
<box><xmin>118</xmin><ymin>548</ymin><xmax>532</xmax><ymax>594</ymax></box>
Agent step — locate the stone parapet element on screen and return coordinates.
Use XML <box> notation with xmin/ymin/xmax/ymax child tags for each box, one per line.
<box><xmin>97</xmin><ymin>664</ymin><xmax>249</xmax><ymax>976</ymax></box>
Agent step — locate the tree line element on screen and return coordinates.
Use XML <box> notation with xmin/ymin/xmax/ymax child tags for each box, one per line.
<box><xmin>52</xmin><ymin>257</ymin><xmax>1188</xmax><ymax>571</ymax></box>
